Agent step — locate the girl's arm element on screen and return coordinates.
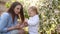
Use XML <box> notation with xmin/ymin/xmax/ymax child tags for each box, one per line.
<box><xmin>27</xmin><ymin>16</ymin><xmax>39</xmax><ymax>26</ymax></box>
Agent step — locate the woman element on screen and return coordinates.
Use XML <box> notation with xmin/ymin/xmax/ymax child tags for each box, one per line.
<box><xmin>0</xmin><ymin>2</ymin><xmax>25</xmax><ymax>34</ymax></box>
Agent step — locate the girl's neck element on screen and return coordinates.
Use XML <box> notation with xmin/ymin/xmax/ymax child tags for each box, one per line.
<box><xmin>31</xmin><ymin>14</ymin><xmax>37</xmax><ymax>17</ymax></box>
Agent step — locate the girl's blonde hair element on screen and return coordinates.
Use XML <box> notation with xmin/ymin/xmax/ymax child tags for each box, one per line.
<box><xmin>28</xmin><ymin>6</ymin><xmax>38</xmax><ymax>14</ymax></box>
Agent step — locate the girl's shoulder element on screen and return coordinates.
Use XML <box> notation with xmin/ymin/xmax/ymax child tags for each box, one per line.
<box><xmin>34</xmin><ymin>15</ymin><xmax>39</xmax><ymax>18</ymax></box>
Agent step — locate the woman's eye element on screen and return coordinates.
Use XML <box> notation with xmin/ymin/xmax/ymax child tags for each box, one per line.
<box><xmin>17</xmin><ymin>8</ymin><xmax>20</xmax><ymax>9</ymax></box>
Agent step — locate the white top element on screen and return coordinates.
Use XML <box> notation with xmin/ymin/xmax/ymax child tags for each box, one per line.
<box><xmin>27</xmin><ymin>15</ymin><xmax>39</xmax><ymax>34</ymax></box>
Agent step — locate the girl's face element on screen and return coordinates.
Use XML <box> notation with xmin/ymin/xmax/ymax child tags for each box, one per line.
<box><xmin>28</xmin><ymin>9</ymin><xmax>36</xmax><ymax>17</ymax></box>
<box><xmin>14</xmin><ymin>5</ymin><xmax>21</xmax><ymax>14</ymax></box>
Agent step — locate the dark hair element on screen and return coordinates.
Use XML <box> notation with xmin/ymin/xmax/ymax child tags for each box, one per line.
<box><xmin>28</xmin><ymin>6</ymin><xmax>38</xmax><ymax>14</ymax></box>
<box><xmin>8</xmin><ymin>2</ymin><xmax>24</xmax><ymax>23</ymax></box>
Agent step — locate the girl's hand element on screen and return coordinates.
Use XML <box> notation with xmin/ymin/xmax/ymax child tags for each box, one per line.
<box><xmin>25</xmin><ymin>18</ymin><xmax>28</xmax><ymax>22</ymax></box>
<box><xmin>24</xmin><ymin>18</ymin><xmax>28</xmax><ymax>26</ymax></box>
<box><xmin>24</xmin><ymin>22</ymin><xmax>28</xmax><ymax>26</ymax></box>
<box><xmin>20</xmin><ymin>23</ymin><xmax>25</xmax><ymax>28</ymax></box>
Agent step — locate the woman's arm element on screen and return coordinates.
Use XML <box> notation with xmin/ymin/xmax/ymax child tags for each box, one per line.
<box><xmin>0</xmin><ymin>13</ymin><xmax>18</xmax><ymax>32</ymax></box>
<box><xmin>7</xmin><ymin>26</ymin><xmax>17</xmax><ymax>31</ymax></box>
<box><xmin>0</xmin><ymin>13</ymin><xmax>10</xmax><ymax>32</ymax></box>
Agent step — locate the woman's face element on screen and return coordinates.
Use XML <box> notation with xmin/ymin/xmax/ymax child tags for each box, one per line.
<box><xmin>14</xmin><ymin>5</ymin><xmax>21</xmax><ymax>14</ymax></box>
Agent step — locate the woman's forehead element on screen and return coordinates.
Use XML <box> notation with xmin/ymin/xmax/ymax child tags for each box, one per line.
<box><xmin>0</xmin><ymin>7</ymin><xmax>4</xmax><ymax>12</ymax></box>
<box><xmin>0</xmin><ymin>9</ymin><xmax>3</xmax><ymax>12</ymax></box>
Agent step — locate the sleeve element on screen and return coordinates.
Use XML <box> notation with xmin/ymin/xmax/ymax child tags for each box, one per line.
<box><xmin>0</xmin><ymin>13</ymin><xmax>9</xmax><ymax>33</ymax></box>
<box><xmin>0</xmin><ymin>16</ymin><xmax>1</xmax><ymax>20</ymax></box>
<box><xmin>15</xmin><ymin>16</ymin><xmax>18</xmax><ymax>25</ymax></box>
<box><xmin>28</xmin><ymin>16</ymin><xmax>39</xmax><ymax>26</ymax></box>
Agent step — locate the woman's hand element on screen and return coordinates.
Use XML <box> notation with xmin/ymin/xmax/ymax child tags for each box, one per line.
<box><xmin>15</xmin><ymin>23</ymin><xmax>25</xmax><ymax>29</ymax></box>
<box><xmin>15</xmin><ymin>23</ymin><xmax>21</xmax><ymax>29</ymax></box>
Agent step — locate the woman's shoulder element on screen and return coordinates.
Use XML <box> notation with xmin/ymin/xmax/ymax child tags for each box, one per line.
<box><xmin>1</xmin><ymin>12</ymin><xmax>10</xmax><ymax>18</ymax></box>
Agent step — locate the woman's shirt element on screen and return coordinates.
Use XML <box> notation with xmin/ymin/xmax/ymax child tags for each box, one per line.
<box><xmin>27</xmin><ymin>15</ymin><xmax>39</xmax><ymax>34</ymax></box>
<box><xmin>0</xmin><ymin>12</ymin><xmax>18</xmax><ymax>34</ymax></box>
<box><xmin>0</xmin><ymin>16</ymin><xmax>1</xmax><ymax>20</ymax></box>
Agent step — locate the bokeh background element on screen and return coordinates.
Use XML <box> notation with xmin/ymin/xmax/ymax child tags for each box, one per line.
<box><xmin>0</xmin><ymin>0</ymin><xmax>60</xmax><ymax>34</ymax></box>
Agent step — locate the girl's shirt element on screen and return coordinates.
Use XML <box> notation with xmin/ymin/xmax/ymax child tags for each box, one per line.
<box><xmin>27</xmin><ymin>15</ymin><xmax>39</xmax><ymax>34</ymax></box>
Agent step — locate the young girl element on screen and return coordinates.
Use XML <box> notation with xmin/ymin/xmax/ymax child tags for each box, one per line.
<box><xmin>25</xmin><ymin>6</ymin><xmax>39</xmax><ymax>34</ymax></box>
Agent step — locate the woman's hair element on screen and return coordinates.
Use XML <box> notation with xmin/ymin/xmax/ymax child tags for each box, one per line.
<box><xmin>28</xmin><ymin>6</ymin><xmax>38</xmax><ymax>14</ymax></box>
<box><xmin>0</xmin><ymin>10</ymin><xmax>2</xmax><ymax>15</ymax></box>
<box><xmin>0</xmin><ymin>9</ymin><xmax>3</xmax><ymax>15</ymax></box>
<box><xmin>8</xmin><ymin>2</ymin><xmax>24</xmax><ymax>23</ymax></box>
